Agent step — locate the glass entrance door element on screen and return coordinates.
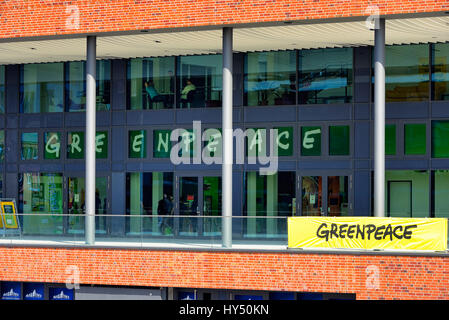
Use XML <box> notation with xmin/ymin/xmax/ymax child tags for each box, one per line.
<box><xmin>66</xmin><ymin>176</ymin><xmax>109</xmax><ymax>235</ymax></box>
<box><xmin>175</xmin><ymin>173</ymin><xmax>221</xmax><ymax>237</ymax></box>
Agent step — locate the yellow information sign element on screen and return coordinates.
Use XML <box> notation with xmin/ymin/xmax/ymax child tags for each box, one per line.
<box><xmin>288</xmin><ymin>217</ymin><xmax>448</xmax><ymax>251</ymax></box>
<box><xmin>0</xmin><ymin>201</ymin><xmax>19</xmax><ymax>229</ymax></box>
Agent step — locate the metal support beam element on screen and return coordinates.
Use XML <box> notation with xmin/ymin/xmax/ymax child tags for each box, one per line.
<box><xmin>374</xmin><ymin>18</ymin><xmax>385</xmax><ymax>217</ymax></box>
<box><xmin>222</xmin><ymin>27</ymin><xmax>233</xmax><ymax>248</ymax></box>
<box><xmin>85</xmin><ymin>36</ymin><xmax>96</xmax><ymax>244</ymax></box>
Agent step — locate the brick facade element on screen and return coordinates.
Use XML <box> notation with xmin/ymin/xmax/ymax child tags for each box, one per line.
<box><xmin>0</xmin><ymin>0</ymin><xmax>448</xmax><ymax>40</ymax></box>
<box><xmin>0</xmin><ymin>247</ymin><xmax>447</xmax><ymax>300</ymax></box>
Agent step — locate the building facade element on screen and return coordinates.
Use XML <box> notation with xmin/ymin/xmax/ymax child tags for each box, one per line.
<box><xmin>0</xmin><ymin>0</ymin><xmax>448</xmax><ymax>300</ymax></box>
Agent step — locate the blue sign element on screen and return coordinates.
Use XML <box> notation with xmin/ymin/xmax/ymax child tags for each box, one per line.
<box><xmin>178</xmin><ymin>291</ymin><xmax>196</xmax><ymax>300</ymax></box>
<box><xmin>234</xmin><ymin>294</ymin><xmax>263</xmax><ymax>300</ymax></box>
<box><xmin>48</xmin><ymin>287</ymin><xmax>74</xmax><ymax>300</ymax></box>
<box><xmin>23</xmin><ymin>283</ymin><xmax>44</xmax><ymax>300</ymax></box>
<box><xmin>1</xmin><ymin>282</ymin><xmax>21</xmax><ymax>300</ymax></box>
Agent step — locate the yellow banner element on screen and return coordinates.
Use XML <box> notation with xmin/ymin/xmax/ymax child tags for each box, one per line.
<box><xmin>288</xmin><ymin>217</ymin><xmax>448</xmax><ymax>251</ymax></box>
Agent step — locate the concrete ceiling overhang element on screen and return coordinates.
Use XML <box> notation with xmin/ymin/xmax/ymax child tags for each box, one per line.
<box><xmin>1</xmin><ymin>15</ymin><xmax>449</xmax><ymax>64</ymax></box>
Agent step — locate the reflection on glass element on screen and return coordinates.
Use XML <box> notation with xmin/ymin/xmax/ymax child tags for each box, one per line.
<box><xmin>386</xmin><ymin>170</ymin><xmax>429</xmax><ymax>217</ymax></box>
<box><xmin>126</xmin><ymin>172</ymin><xmax>174</xmax><ymax>235</ymax></box>
<box><xmin>128</xmin><ymin>57</ymin><xmax>175</xmax><ymax>110</ymax></box>
<box><xmin>384</xmin><ymin>44</ymin><xmax>429</xmax><ymax>102</ymax></box>
<box><xmin>66</xmin><ymin>60</ymin><xmax>111</xmax><ymax>112</ymax></box>
<box><xmin>302</xmin><ymin>176</ymin><xmax>322</xmax><ymax>216</ymax></box>
<box><xmin>177</xmin><ymin>55</ymin><xmax>222</xmax><ymax>108</ymax></box>
<box><xmin>432</xmin><ymin>121</ymin><xmax>449</xmax><ymax>158</ymax></box>
<box><xmin>0</xmin><ymin>65</ymin><xmax>4</xmax><ymax>113</ymax></box>
<box><xmin>19</xmin><ymin>173</ymin><xmax>63</xmax><ymax>235</ymax></box>
<box><xmin>244</xmin><ymin>171</ymin><xmax>295</xmax><ymax>237</ymax></box>
<box><xmin>433</xmin><ymin>170</ymin><xmax>449</xmax><ymax>218</ymax></box>
<box><xmin>203</xmin><ymin>176</ymin><xmax>222</xmax><ymax>236</ymax></box>
<box><xmin>299</xmin><ymin>48</ymin><xmax>353</xmax><ymax>104</ymax></box>
<box><xmin>179</xmin><ymin>176</ymin><xmax>199</xmax><ymax>235</ymax></box>
<box><xmin>244</xmin><ymin>51</ymin><xmax>296</xmax><ymax>106</ymax></box>
<box><xmin>328</xmin><ymin>176</ymin><xmax>349</xmax><ymax>216</ymax></box>
<box><xmin>21</xmin><ymin>132</ymin><xmax>38</xmax><ymax>160</ymax></box>
<box><xmin>21</xmin><ymin>63</ymin><xmax>64</xmax><ymax>113</ymax></box>
<box><xmin>432</xmin><ymin>43</ymin><xmax>449</xmax><ymax>100</ymax></box>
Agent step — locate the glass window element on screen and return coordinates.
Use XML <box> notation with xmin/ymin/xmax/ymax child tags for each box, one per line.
<box><xmin>432</xmin><ymin>120</ymin><xmax>449</xmax><ymax>158</ymax></box>
<box><xmin>96</xmin><ymin>131</ymin><xmax>108</xmax><ymax>159</ymax></box>
<box><xmin>301</xmin><ymin>126</ymin><xmax>321</xmax><ymax>156</ymax></box>
<box><xmin>404</xmin><ymin>124</ymin><xmax>426</xmax><ymax>155</ymax></box>
<box><xmin>384</xmin><ymin>44</ymin><xmax>429</xmax><ymax>102</ymax></box>
<box><xmin>44</xmin><ymin>132</ymin><xmax>61</xmax><ymax>160</ymax></box>
<box><xmin>328</xmin><ymin>176</ymin><xmax>349</xmax><ymax>216</ymax></box>
<box><xmin>244</xmin><ymin>171</ymin><xmax>295</xmax><ymax>237</ymax></box>
<box><xmin>385</xmin><ymin>124</ymin><xmax>396</xmax><ymax>156</ymax></box>
<box><xmin>299</xmin><ymin>48</ymin><xmax>353</xmax><ymax>104</ymax></box>
<box><xmin>0</xmin><ymin>65</ymin><xmax>5</xmax><ymax>113</ymax></box>
<box><xmin>66</xmin><ymin>60</ymin><xmax>111</xmax><ymax>112</ymax></box>
<box><xmin>177</xmin><ymin>55</ymin><xmax>222</xmax><ymax>108</ymax></box>
<box><xmin>302</xmin><ymin>176</ymin><xmax>322</xmax><ymax>216</ymax></box>
<box><xmin>244</xmin><ymin>51</ymin><xmax>296</xmax><ymax>106</ymax></box>
<box><xmin>0</xmin><ymin>130</ymin><xmax>4</xmax><ymax>161</ymax></box>
<box><xmin>432</xmin><ymin>43</ymin><xmax>449</xmax><ymax>100</ymax></box>
<box><xmin>67</xmin><ymin>132</ymin><xmax>84</xmax><ymax>159</ymax></box>
<box><xmin>19</xmin><ymin>173</ymin><xmax>63</xmax><ymax>235</ymax></box>
<box><xmin>433</xmin><ymin>170</ymin><xmax>449</xmax><ymax>218</ymax></box>
<box><xmin>129</xmin><ymin>130</ymin><xmax>147</xmax><ymax>158</ymax></box>
<box><xmin>126</xmin><ymin>172</ymin><xmax>174</xmax><ymax>235</ymax></box>
<box><xmin>275</xmin><ymin>127</ymin><xmax>294</xmax><ymax>157</ymax></box>
<box><xmin>128</xmin><ymin>57</ymin><xmax>175</xmax><ymax>110</ymax></box>
<box><xmin>203</xmin><ymin>176</ymin><xmax>222</xmax><ymax>236</ymax></box>
<box><xmin>386</xmin><ymin>170</ymin><xmax>429</xmax><ymax>217</ymax></box>
<box><xmin>21</xmin><ymin>132</ymin><xmax>38</xmax><ymax>160</ymax></box>
<box><xmin>329</xmin><ymin>125</ymin><xmax>350</xmax><ymax>156</ymax></box>
<box><xmin>20</xmin><ymin>63</ymin><xmax>64</xmax><ymax>113</ymax></box>
<box><xmin>153</xmin><ymin>129</ymin><xmax>172</xmax><ymax>158</ymax></box>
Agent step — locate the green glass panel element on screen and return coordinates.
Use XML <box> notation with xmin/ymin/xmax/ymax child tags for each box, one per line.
<box><xmin>21</xmin><ymin>132</ymin><xmax>38</xmax><ymax>160</ymax></box>
<box><xmin>177</xmin><ymin>129</ymin><xmax>196</xmax><ymax>158</ymax></box>
<box><xmin>67</xmin><ymin>132</ymin><xmax>85</xmax><ymax>159</ymax></box>
<box><xmin>129</xmin><ymin>130</ymin><xmax>146</xmax><ymax>158</ymax></box>
<box><xmin>404</xmin><ymin>124</ymin><xmax>426</xmax><ymax>155</ymax></box>
<box><xmin>247</xmin><ymin>128</ymin><xmax>265</xmax><ymax>157</ymax></box>
<box><xmin>275</xmin><ymin>127</ymin><xmax>293</xmax><ymax>157</ymax></box>
<box><xmin>203</xmin><ymin>128</ymin><xmax>222</xmax><ymax>159</ymax></box>
<box><xmin>96</xmin><ymin>131</ymin><xmax>108</xmax><ymax>159</ymax></box>
<box><xmin>153</xmin><ymin>130</ymin><xmax>172</xmax><ymax>158</ymax></box>
<box><xmin>385</xmin><ymin>124</ymin><xmax>396</xmax><ymax>156</ymax></box>
<box><xmin>432</xmin><ymin>121</ymin><xmax>449</xmax><ymax>158</ymax></box>
<box><xmin>301</xmin><ymin>126</ymin><xmax>321</xmax><ymax>156</ymax></box>
<box><xmin>329</xmin><ymin>126</ymin><xmax>350</xmax><ymax>156</ymax></box>
<box><xmin>44</xmin><ymin>132</ymin><xmax>61</xmax><ymax>159</ymax></box>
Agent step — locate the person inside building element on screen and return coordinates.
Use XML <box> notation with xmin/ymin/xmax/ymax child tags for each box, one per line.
<box><xmin>144</xmin><ymin>80</ymin><xmax>168</xmax><ymax>109</ymax></box>
<box><xmin>180</xmin><ymin>79</ymin><xmax>196</xmax><ymax>107</ymax></box>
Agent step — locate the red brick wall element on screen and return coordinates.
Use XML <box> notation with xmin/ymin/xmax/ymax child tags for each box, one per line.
<box><xmin>0</xmin><ymin>0</ymin><xmax>448</xmax><ymax>40</ymax></box>
<box><xmin>0</xmin><ymin>246</ymin><xmax>447</xmax><ymax>300</ymax></box>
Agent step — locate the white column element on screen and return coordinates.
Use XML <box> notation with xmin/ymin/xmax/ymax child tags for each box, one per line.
<box><xmin>222</xmin><ymin>27</ymin><xmax>233</xmax><ymax>248</ymax></box>
<box><xmin>85</xmin><ymin>36</ymin><xmax>96</xmax><ymax>244</ymax></box>
<box><xmin>374</xmin><ymin>18</ymin><xmax>386</xmax><ymax>217</ymax></box>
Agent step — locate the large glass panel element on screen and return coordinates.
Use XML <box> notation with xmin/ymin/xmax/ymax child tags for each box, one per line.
<box><xmin>0</xmin><ymin>65</ymin><xmax>4</xmax><ymax>113</ymax></box>
<box><xmin>244</xmin><ymin>51</ymin><xmax>296</xmax><ymax>106</ymax></box>
<box><xmin>129</xmin><ymin>130</ymin><xmax>147</xmax><ymax>158</ymax></box>
<box><xmin>301</xmin><ymin>176</ymin><xmax>322</xmax><ymax>216</ymax></box>
<box><xmin>177</xmin><ymin>55</ymin><xmax>222</xmax><ymax>108</ymax></box>
<box><xmin>299</xmin><ymin>48</ymin><xmax>353</xmax><ymax>104</ymax></box>
<box><xmin>386</xmin><ymin>170</ymin><xmax>429</xmax><ymax>217</ymax></box>
<box><xmin>19</xmin><ymin>173</ymin><xmax>63</xmax><ymax>235</ymax></box>
<box><xmin>126</xmin><ymin>172</ymin><xmax>174</xmax><ymax>235</ymax></box>
<box><xmin>384</xmin><ymin>44</ymin><xmax>429</xmax><ymax>102</ymax></box>
<box><xmin>44</xmin><ymin>132</ymin><xmax>61</xmax><ymax>160</ymax></box>
<box><xmin>329</xmin><ymin>125</ymin><xmax>350</xmax><ymax>156</ymax></box>
<box><xmin>67</xmin><ymin>177</ymin><xmax>108</xmax><ymax>234</ymax></box>
<box><xmin>128</xmin><ymin>57</ymin><xmax>175</xmax><ymax>110</ymax></box>
<box><xmin>328</xmin><ymin>176</ymin><xmax>349</xmax><ymax>216</ymax></box>
<box><xmin>301</xmin><ymin>126</ymin><xmax>321</xmax><ymax>156</ymax></box>
<box><xmin>385</xmin><ymin>124</ymin><xmax>396</xmax><ymax>156</ymax></box>
<box><xmin>404</xmin><ymin>124</ymin><xmax>426</xmax><ymax>155</ymax></box>
<box><xmin>432</xmin><ymin>43</ymin><xmax>449</xmax><ymax>100</ymax></box>
<box><xmin>244</xmin><ymin>171</ymin><xmax>295</xmax><ymax>237</ymax></box>
<box><xmin>433</xmin><ymin>170</ymin><xmax>449</xmax><ymax>218</ymax></box>
<box><xmin>179</xmin><ymin>176</ymin><xmax>199</xmax><ymax>235</ymax></box>
<box><xmin>203</xmin><ymin>176</ymin><xmax>222</xmax><ymax>236</ymax></box>
<box><xmin>21</xmin><ymin>132</ymin><xmax>38</xmax><ymax>160</ymax></box>
<box><xmin>66</xmin><ymin>60</ymin><xmax>111</xmax><ymax>112</ymax></box>
<box><xmin>21</xmin><ymin>63</ymin><xmax>64</xmax><ymax>113</ymax></box>
<box><xmin>432</xmin><ymin>120</ymin><xmax>449</xmax><ymax>158</ymax></box>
